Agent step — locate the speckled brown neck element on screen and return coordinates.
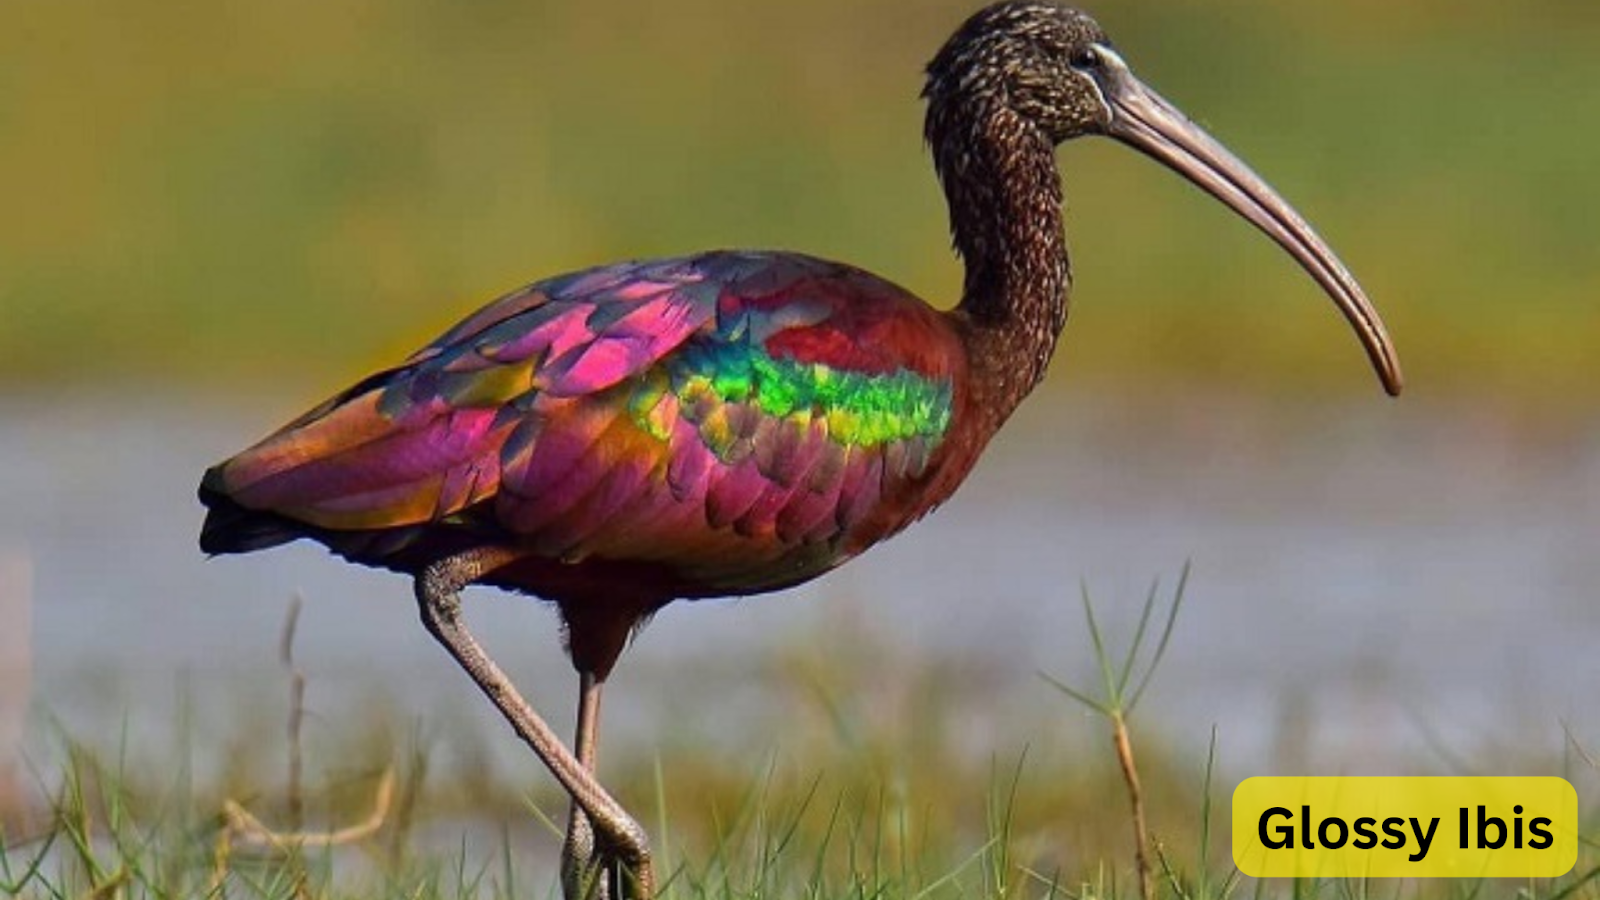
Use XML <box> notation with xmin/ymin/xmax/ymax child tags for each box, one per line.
<box><xmin>929</xmin><ymin>98</ymin><xmax>1072</xmax><ymax>441</ymax></box>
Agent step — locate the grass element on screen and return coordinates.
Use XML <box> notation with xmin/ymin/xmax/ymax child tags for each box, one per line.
<box><xmin>4</xmin><ymin>572</ymin><xmax>1598</xmax><ymax>899</ymax></box>
<box><xmin>0</xmin><ymin>730</ymin><xmax>1183</xmax><ymax>899</ymax></box>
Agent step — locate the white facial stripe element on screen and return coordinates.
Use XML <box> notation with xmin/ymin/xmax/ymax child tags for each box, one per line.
<box><xmin>1093</xmin><ymin>44</ymin><xmax>1132</xmax><ymax>75</ymax></box>
<box><xmin>1084</xmin><ymin>43</ymin><xmax>1126</xmax><ymax>121</ymax></box>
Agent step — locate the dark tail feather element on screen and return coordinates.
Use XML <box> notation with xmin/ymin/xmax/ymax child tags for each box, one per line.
<box><xmin>198</xmin><ymin>481</ymin><xmax>302</xmax><ymax>555</ymax></box>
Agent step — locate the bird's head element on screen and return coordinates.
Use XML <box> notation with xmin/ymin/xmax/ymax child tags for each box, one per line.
<box><xmin>924</xmin><ymin>1</ymin><xmax>1113</xmax><ymax>144</ymax></box>
<box><xmin>925</xmin><ymin>1</ymin><xmax>1404</xmax><ymax>396</ymax></box>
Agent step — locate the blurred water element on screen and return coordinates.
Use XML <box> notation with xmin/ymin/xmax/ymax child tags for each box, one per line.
<box><xmin>4</xmin><ymin>388</ymin><xmax>1599</xmax><ymax>785</ymax></box>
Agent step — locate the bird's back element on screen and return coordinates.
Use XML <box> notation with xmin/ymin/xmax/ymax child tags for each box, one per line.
<box><xmin>200</xmin><ymin>250</ymin><xmax>976</xmax><ymax>603</ymax></box>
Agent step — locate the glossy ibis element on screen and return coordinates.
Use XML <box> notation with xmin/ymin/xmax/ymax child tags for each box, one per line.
<box><xmin>199</xmin><ymin>2</ymin><xmax>1402</xmax><ymax>897</ymax></box>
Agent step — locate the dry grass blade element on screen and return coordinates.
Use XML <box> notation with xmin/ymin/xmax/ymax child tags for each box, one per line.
<box><xmin>208</xmin><ymin>763</ymin><xmax>396</xmax><ymax>895</ymax></box>
<box><xmin>220</xmin><ymin>767</ymin><xmax>396</xmax><ymax>852</ymax></box>
<box><xmin>1109</xmin><ymin>711</ymin><xmax>1151</xmax><ymax>900</ymax></box>
<box><xmin>208</xmin><ymin>598</ymin><xmax>398</xmax><ymax>896</ymax></box>
<box><xmin>280</xmin><ymin>595</ymin><xmax>307</xmax><ymax>834</ymax></box>
<box><xmin>76</xmin><ymin>864</ymin><xmax>128</xmax><ymax>900</ymax></box>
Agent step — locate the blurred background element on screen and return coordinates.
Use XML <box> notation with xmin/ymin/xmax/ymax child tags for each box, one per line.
<box><xmin>2</xmin><ymin>0</ymin><xmax>1599</xmax><ymax>881</ymax></box>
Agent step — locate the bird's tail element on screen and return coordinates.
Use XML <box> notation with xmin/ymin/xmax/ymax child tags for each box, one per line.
<box><xmin>197</xmin><ymin>474</ymin><xmax>301</xmax><ymax>555</ymax></box>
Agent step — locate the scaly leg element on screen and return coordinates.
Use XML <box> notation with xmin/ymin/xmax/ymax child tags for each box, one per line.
<box><xmin>563</xmin><ymin>671</ymin><xmax>611</xmax><ymax>900</ymax></box>
<box><xmin>415</xmin><ymin>550</ymin><xmax>652</xmax><ymax>900</ymax></box>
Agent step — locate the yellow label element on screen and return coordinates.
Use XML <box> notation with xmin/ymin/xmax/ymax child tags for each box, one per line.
<box><xmin>1232</xmin><ymin>777</ymin><xmax>1577</xmax><ymax>878</ymax></box>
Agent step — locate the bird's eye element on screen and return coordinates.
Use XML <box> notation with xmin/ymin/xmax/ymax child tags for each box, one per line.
<box><xmin>1069</xmin><ymin>47</ymin><xmax>1100</xmax><ymax>71</ymax></box>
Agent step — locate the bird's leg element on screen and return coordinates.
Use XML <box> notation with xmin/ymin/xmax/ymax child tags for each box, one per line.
<box><xmin>562</xmin><ymin>670</ymin><xmax>611</xmax><ymax>900</ymax></box>
<box><xmin>415</xmin><ymin>550</ymin><xmax>653</xmax><ymax>900</ymax></box>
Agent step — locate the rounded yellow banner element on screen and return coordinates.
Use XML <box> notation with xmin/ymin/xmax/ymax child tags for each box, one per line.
<box><xmin>1232</xmin><ymin>776</ymin><xmax>1577</xmax><ymax>878</ymax></box>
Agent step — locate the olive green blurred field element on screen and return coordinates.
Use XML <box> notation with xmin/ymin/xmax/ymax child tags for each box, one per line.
<box><xmin>5</xmin><ymin>0</ymin><xmax>1598</xmax><ymax>398</ymax></box>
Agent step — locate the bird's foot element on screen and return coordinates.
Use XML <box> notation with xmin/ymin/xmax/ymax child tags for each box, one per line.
<box><xmin>563</xmin><ymin>810</ymin><xmax>612</xmax><ymax>900</ymax></box>
<box><xmin>606</xmin><ymin>820</ymin><xmax>652</xmax><ymax>900</ymax></box>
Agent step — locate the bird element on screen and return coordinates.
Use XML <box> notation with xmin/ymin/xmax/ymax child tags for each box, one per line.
<box><xmin>198</xmin><ymin>3</ymin><xmax>1402</xmax><ymax>897</ymax></box>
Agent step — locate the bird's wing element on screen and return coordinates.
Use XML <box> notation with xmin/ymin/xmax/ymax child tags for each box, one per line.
<box><xmin>204</xmin><ymin>255</ymin><xmax>723</xmax><ymax>531</ymax></box>
<box><xmin>203</xmin><ymin>251</ymin><xmax>964</xmax><ymax>588</ymax></box>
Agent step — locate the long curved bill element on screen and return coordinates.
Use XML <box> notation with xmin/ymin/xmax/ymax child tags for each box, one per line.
<box><xmin>1089</xmin><ymin>46</ymin><xmax>1403</xmax><ymax>396</ymax></box>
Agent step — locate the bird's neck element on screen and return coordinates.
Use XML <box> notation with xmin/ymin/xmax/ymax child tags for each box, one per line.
<box><xmin>935</xmin><ymin>104</ymin><xmax>1071</xmax><ymax>437</ymax></box>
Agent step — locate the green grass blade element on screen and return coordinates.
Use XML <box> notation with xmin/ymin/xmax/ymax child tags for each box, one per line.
<box><xmin>1080</xmin><ymin>582</ymin><xmax>1123</xmax><ymax>712</ymax></box>
<box><xmin>1127</xmin><ymin>561</ymin><xmax>1190</xmax><ymax>713</ymax></box>
<box><xmin>1117</xmin><ymin>575</ymin><xmax>1162</xmax><ymax>702</ymax></box>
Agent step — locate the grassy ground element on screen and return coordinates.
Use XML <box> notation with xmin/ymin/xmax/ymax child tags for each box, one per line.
<box><xmin>4</xmin><ymin>583</ymin><xmax>1597</xmax><ymax>899</ymax></box>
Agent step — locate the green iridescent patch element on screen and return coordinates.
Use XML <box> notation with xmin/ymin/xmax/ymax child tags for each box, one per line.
<box><xmin>658</xmin><ymin>341</ymin><xmax>952</xmax><ymax>450</ymax></box>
